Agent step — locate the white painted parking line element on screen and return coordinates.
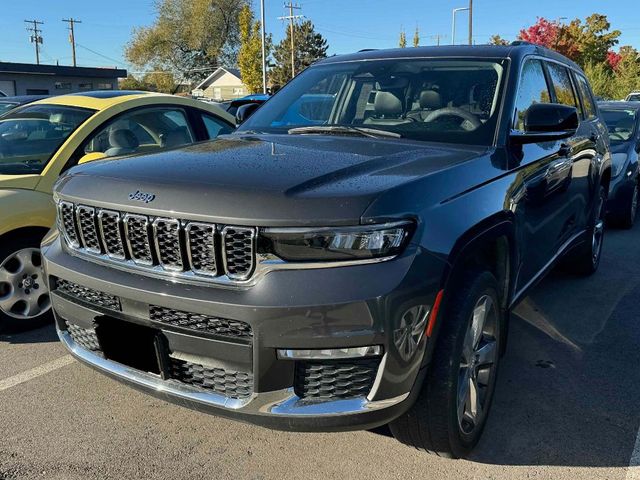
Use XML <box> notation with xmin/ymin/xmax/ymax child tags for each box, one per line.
<box><xmin>0</xmin><ymin>355</ymin><xmax>74</xmax><ymax>392</ymax></box>
<box><xmin>627</xmin><ymin>431</ymin><xmax>640</xmax><ymax>479</ymax></box>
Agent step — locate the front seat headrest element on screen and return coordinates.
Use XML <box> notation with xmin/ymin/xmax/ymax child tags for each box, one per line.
<box><xmin>374</xmin><ymin>91</ymin><xmax>403</xmax><ymax>117</ymax></box>
<box><xmin>104</xmin><ymin>129</ymin><xmax>139</xmax><ymax>157</ymax></box>
<box><xmin>420</xmin><ymin>90</ymin><xmax>442</xmax><ymax>109</ymax></box>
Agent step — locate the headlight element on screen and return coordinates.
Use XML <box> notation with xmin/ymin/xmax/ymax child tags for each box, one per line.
<box><xmin>612</xmin><ymin>153</ymin><xmax>628</xmax><ymax>177</ymax></box>
<box><xmin>260</xmin><ymin>221</ymin><xmax>414</xmax><ymax>262</ymax></box>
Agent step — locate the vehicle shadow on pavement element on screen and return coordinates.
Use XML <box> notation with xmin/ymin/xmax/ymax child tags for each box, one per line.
<box><xmin>470</xmin><ymin>230</ymin><xmax>640</xmax><ymax>467</ymax></box>
<box><xmin>0</xmin><ymin>323</ymin><xmax>58</xmax><ymax>345</ymax></box>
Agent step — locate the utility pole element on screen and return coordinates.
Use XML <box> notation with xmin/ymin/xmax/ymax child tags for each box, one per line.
<box><xmin>24</xmin><ymin>20</ymin><xmax>44</xmax><ymax>65</ymax></box>
<box><xmin>260</xmin><ymin>0</ymin><xmax>267</xmax><ymax>93</ymax></box>
<box><xmin>278</xmin><ymin>3</ymin><xmax>303</xmax><ymax>79</ymax></box>
<box><xmin>429</xmin><ymin>34</ymin><xmax>446</xmax><ymax>46</ymax></box>
<box><xmin>63</xmin><ymin>18</ymin><xmax>82</xmax><ymax>67</ymax></box>
<box><xmin>468</xmin><ymin>0</ymin><xmax>473</xmax><ymax>45</ymax></box>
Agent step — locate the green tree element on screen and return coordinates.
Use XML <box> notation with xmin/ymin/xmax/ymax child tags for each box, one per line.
<box><xmin>143</xmin><ymin>69</ymin><xmax>177</xmax><ymax>93</ymax></box>
<box><xmin>413</xmin><ymin>27</ymin><xmax>420</xmax><ymax>47</ymax></box>
<box><xmin>125</xmin><ymin>0</ymin><xmax>248</xmax><ymax>84</ymax></box>
<box><xmin>611</xmin><ymin>46</ymin><xmax>640</xmax><ymax>99</ymax></box>
<box><xmin>399</xmin><ymin>29</ymin><xmax>407</xmax><ymax>48</ymax></box>
<box><xmin>270</xmin><ymin>20</ymin><xmax>328</xmax><ymax>86</ymax></box>
<box><xmin>119</xmin><ymin>75</ymin><xmax>148</xmax><ymax>91</ymax></box>
<box><xmin>238</xmin><ymin>5</ymin><xmax>269</xmax><ymax>93</ymax></box>
<box><xmin>489</xmin><ymin>34</ymin><xmax>509</xmax><ymax>46</ymax></box>
<box><xmin>582</xmin><ymin>61</ymin><xmax>614</xmax><ymax>99</ymax></box>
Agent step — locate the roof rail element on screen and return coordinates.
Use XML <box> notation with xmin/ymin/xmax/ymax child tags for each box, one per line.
<box><xmin>358</xmin><ymin>48</ymin><xmax>378</xmax><ymax>52</ymax></box>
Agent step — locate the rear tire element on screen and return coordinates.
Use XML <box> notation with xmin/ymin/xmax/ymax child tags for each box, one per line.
<box><xmin>389</xmin><ymin>270</ymin><xmax>502</xmax><ymax>458</ymax></box>
<box><xmin>566</xmin><ymin>185</ymin><xmax>606</xmax><ymax>275</ymax></box>
<box><xmin>0</xmin><ymin>233</ymin><xmax>52</xmax><ymax>333</ymax></box>
<box><xmin>618</xmin><ymin>183</ymin><xmax>638</xmax><ymax>229</ymax></box>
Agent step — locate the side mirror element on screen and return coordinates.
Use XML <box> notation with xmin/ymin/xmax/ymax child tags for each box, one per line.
<box><xmin>235</xmin><ymin>102</ymin><xmax>261</xmax><ymax>125</ymax></box>
<box><xmin>511</xmin><ymin>103</ymin><xmax>579</xmax><ymax>144</ymax></box>
<box><xmin>78</xmin><ymin>152</ymin><xmax>107</xmax><ymax>164</ymax></box>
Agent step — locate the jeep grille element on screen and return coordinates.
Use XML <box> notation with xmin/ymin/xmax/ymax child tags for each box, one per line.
<box><xmin>57</xmin><ymin>202</ymin><xmax>256</xmax><ymax>282</ymax></box>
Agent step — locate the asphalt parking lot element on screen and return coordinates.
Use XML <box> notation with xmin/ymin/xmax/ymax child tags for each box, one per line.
<box><xmin>2</xmin><ymin>225</ymin><xmax>640</xmax><ymax>480</ymax></box>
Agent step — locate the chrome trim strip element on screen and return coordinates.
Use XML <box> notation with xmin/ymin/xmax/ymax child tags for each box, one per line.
<box><xmin>152</xmin><ymin>217</ymin><xmax>183</xmax><ymax>272</ymax></box>
<box><xmin>185</xmin><ymin>222</ymin><xmax>218</xmax><ymax>277</ymax></box>
<box><xmin>58</xmin><ymin>328</ymin><xmax>408</xmax><ymax>417</ymax></box>
<box><xmin>58</xmin><ymin>201</ymin><xmax>80</xmax><ymax>249</ymax></box>
<box><xmin>97</xmin><ymin>209</ymin><xmax>126</xmax><ymax>260</ymax></box>
<box><xmin>221</xmin><ymin>226</ymin><xmax>257</xmax><ymax>281</ymax></box>
<box><xmin>75</xmin><ymin>205</ymin><xmax>101</xmax><ymax>255</ymax></box>
<box><xmin>122</xmin><ymin>213</ymin><xmax>153</xmax><ymax>266</ymax></box>
<box><xmin>262</xmin><ymin>220</ymin><xmax>411</xmax><ymax>235</ymax></box>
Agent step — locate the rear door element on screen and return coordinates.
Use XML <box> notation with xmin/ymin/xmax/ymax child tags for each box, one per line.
<box><xmin>572</xmin><ymin>72</ymin><xmax>607</xmax><ymax>228</ymax></box>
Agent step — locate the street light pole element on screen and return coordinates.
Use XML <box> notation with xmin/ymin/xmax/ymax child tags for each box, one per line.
<box><xmin>260</xmin><ymin>0</ymin><xmax>267</xmax><ymax>94</ymax></box>
<box><xmin>468</xmin><ymin>0</ymin><xmax>473</xmax><ymax>45</ymax></box>
<box><xmin>451</xmin><ymin>7</ymin><xmax>469</xmax><ymax>45</ymax></box>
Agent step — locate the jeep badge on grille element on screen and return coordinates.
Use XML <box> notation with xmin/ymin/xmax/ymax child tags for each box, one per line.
<box><xmin>128</xmin><ymin>190</ymin><xmax>156</xmax><ymax>204</ymax></box>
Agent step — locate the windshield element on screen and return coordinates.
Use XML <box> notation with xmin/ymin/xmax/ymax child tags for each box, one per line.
<box><xmin>627</xmin><ymin>94</ymin><xmax>640</xmax><ymax>102</ymax></box>
<box><xmin>237</xmin><ymin>58</ymin><xmax>506</xmax><ymax>146</ymax></box>
<box><xmin>0</xmin><ymin>104</ymin><xmax>94</xmax><ymax>175</ymax></box>
<box><xmin>601</xmin><ymin>108</ymin><xmax>638</xmax><ymax>143</ymax></box>
<box><xmin>0</xmin><ymin>102</ymin><xmax>19</xmax><ymax>117</ymax></box>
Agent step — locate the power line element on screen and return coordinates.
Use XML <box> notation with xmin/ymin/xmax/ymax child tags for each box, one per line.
<box><xmin>24</xmin><ymin>19</ymin><xmax>44</xmax><ymax>65</ymax></box>
<box><xmin>278</xmin><ymin>3</ymin><xmax>304</xmax><ymax>78</ymax></box>
<box><xmin>75</xmin><ymin>43</ymin><xmax>128</xmax><ymax>68</ymax></box>
<box><xmin>62</xmin><ymin>18</ymin><xmax>82</xmax><ymax>67</ymax></box>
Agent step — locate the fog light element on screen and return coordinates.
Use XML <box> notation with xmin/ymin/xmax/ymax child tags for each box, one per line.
<box><xmin>277</xmin><ymin>345</ymin><xmax>383</xmax><ymax>360</ymax></box>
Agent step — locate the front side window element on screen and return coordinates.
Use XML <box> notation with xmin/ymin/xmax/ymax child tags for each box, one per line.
<box><xmin>513</xmin><ymin>59</ymin><xmax>551</xmax><ymax>131</ymax></box>
<box><xmin>546</xmin><ymin>62</ymin><xmax>579</xmax><ymax>109</ymax></box>
<box><xmin>201</xmin><ymin>114</ymin><xmax>234</xmax><ymax>139</ymax></box>
<box><xmin>238</xmin><ymin>58</ymin><xmax>507</xmax><ymax>146</ymax></box>
<box><xmin>0</xmin><ymin>104</ymin><xmax>94</xmax><ymax>175</ymax></box>
<box><xmin>84</xmin><ymin>107</ymin><xmax>195</xmax><ymax>158</ymax></box>
<box><xmin>600</xmin><ymin>109</ymin><xmax>638</xmax><ymax>143</ymax></box>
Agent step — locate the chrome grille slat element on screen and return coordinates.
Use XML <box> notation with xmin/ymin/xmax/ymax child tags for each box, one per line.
<box><xmin>185</xmin><ymin>223</ymin><xmax>217</xmax><ymax>276</ymax></box>
<box><xmin>123</xmin><ymin>213</ymin><xmax>153</xmax><ymax>265</ymax></box>
<box><xmin>97</xmin><ymin>209</ymin><xmax>126</xmax><ymax>260</ymax></box>
<box><xmin>222</xmin><ymin>226</ymin><xmax>256</xmax><ymax>281</ymax></box>
<box><xmin>58</xmin><ymin>201</ymin><xmax>80</xmax><ymax>248</ymax></box>
<box><xmin>76</xmin><ymin>205</ymin><xmax>101</xmax><ymax>254</ymax></box>
<box><xmin>153</xmin><ymin>218</ymin><xmax>183</xmax><ymax>271</ymax></box>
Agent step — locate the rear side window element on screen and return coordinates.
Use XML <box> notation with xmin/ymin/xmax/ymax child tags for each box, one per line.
<box><xmin>546</xmin><ymin>62</ymin><xmax>579</xmax><ymax>109</ymax></box>
<box><xmin>575</xmin><ymin>75</ymin><xmax>597</xmax><ymax>119</ymax></box>
<box><xmin>514</xmin><ymin>59</ymin><xmax>551</xmax><ymax>130</ymax></box>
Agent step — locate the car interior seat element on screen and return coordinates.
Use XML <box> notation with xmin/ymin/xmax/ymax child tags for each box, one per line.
<box><xmin>104</xmin><ymin>129</ymin><xmax>139</xmax><ymax>157</ymax></box>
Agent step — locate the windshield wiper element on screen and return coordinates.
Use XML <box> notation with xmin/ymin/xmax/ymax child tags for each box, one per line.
<box><xmin>287</xmin><ymin>125</ymin><xmax>402</xmax><ymax>139</ymax></box>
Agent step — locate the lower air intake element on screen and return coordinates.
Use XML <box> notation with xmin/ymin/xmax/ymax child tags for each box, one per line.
<box><xmin>169</xmin><ymin>358</ymin><xmax>253</xmax><ymax>399</ymax></box>
<box><xmin>294</xmin><ymin>358</ymin><xmax>381</xmax><ymax>401</ymax></box>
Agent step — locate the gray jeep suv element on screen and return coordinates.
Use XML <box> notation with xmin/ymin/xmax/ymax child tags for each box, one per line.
<box><xmin>42</xmin><ymin>44</ymin><xmax>610</xmax><ymax>458</ymax></box>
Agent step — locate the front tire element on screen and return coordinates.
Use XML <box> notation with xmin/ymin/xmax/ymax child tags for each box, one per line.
<box><xmin>389</xmin><ymin>270</ymin><xmax>502</xmax><ymax>458</ymax></box>
<box><xmin>0</xmin><ymin>234</ymin><xmax>52</xmax><ymax>333</ymax></box>
<box><xmin>619</xmin><ymin>183</ymin><xmax>638</xmax><ymax>229</ymax></box>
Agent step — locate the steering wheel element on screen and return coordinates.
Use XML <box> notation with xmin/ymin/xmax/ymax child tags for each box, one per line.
<box><xmin>424</xmin><ymin>107</ymin><xmax>482</xmax><ymax>131</ymax></box>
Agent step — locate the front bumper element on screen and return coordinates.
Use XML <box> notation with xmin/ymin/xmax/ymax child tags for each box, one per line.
<box><xmin>43</xmin><ymin>233</ymin><xmax>445</xmax><ymax>431</ymax></box>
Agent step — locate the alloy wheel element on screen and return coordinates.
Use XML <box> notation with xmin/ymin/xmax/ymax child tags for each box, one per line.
<box><xmin>592</xmin><ymin>193</ymin><xmax>605</xmax><ymax>264</ymax></box>
<box><xmin>457</xmin><ymin>295</ymin><xmax>498</xmax><ymax>436</ymax></box>
<box><xmin>0</xmin><ymin>248</ymin><xmax>50</xmax><ymax>319</ymax></box>
<box><xmin>394</xmin><ymin>305</ymin><xmax>430</xmax><ymax>361</ymax></box>
<box><xmin>631</xmin><ymin>185</ymin><xmax>638</xmax><ymax>224</ymax></box>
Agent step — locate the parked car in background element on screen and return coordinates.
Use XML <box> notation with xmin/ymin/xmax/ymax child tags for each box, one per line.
<box><xmin>0</xmin><ymin>95</ymin><xmax>49</xmax><ymax>117</ymax></box>
<box><xmin>219</xmin><ymin>93</ymin><xmax>270</xmax><ymax>117</ymax></box>
<box><xmin>44</xmin><ymin>44</ymin><xmax>610</xmax><ymax>458</ymax></box>
<box><xmin>626</xmin><ymin>92</ymin><xmax>640</xmax><ymax>102</ymax></box>
<box><xmin>599</xmin><ymin>101</ymin><xmax>640</xmax><ymax>227</ymax></box>
<box><xmin>0</xmin><ymin>90</ymin><xmax>234</xmax><ymax>331</ymax></box>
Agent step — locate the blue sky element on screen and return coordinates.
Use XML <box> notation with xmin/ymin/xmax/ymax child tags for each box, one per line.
<box><xmin>1</xmin><ymin>0</ymin><xmax>639</xmax><ymax>71</ymax></box>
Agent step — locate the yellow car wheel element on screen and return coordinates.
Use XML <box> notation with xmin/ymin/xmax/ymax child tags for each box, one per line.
<box><xmin>0</xmin><ymin>233</ymin><xmax>51</xmax><ymax>332</ymax></box>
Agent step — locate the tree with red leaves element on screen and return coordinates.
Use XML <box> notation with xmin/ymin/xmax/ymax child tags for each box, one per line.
<box><xmin>607</xmin><ymin>50</ymin><xmax>622</xmax><ymax>70</ymax></box>
<box><xmin>518</xmin><ymin>17</ymin><xmax>559</xmax><ymax>49</ymax></box>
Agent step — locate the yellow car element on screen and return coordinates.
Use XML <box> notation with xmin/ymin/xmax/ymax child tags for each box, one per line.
<box><xmin>0</xmin><ymin>90</ymin><xmax>235</xmax><ymax>330</ymax></box>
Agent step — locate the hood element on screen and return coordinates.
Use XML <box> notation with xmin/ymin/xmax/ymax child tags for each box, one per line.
<box><xmin>0</xmin><ymin>174</ymin><xmax>40</xmax><ymax>190</ymax></box>
<box><xmin>56</xmin><ymin>135</ymin><xmax>487</xmax><ymax>226</ymax></box>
